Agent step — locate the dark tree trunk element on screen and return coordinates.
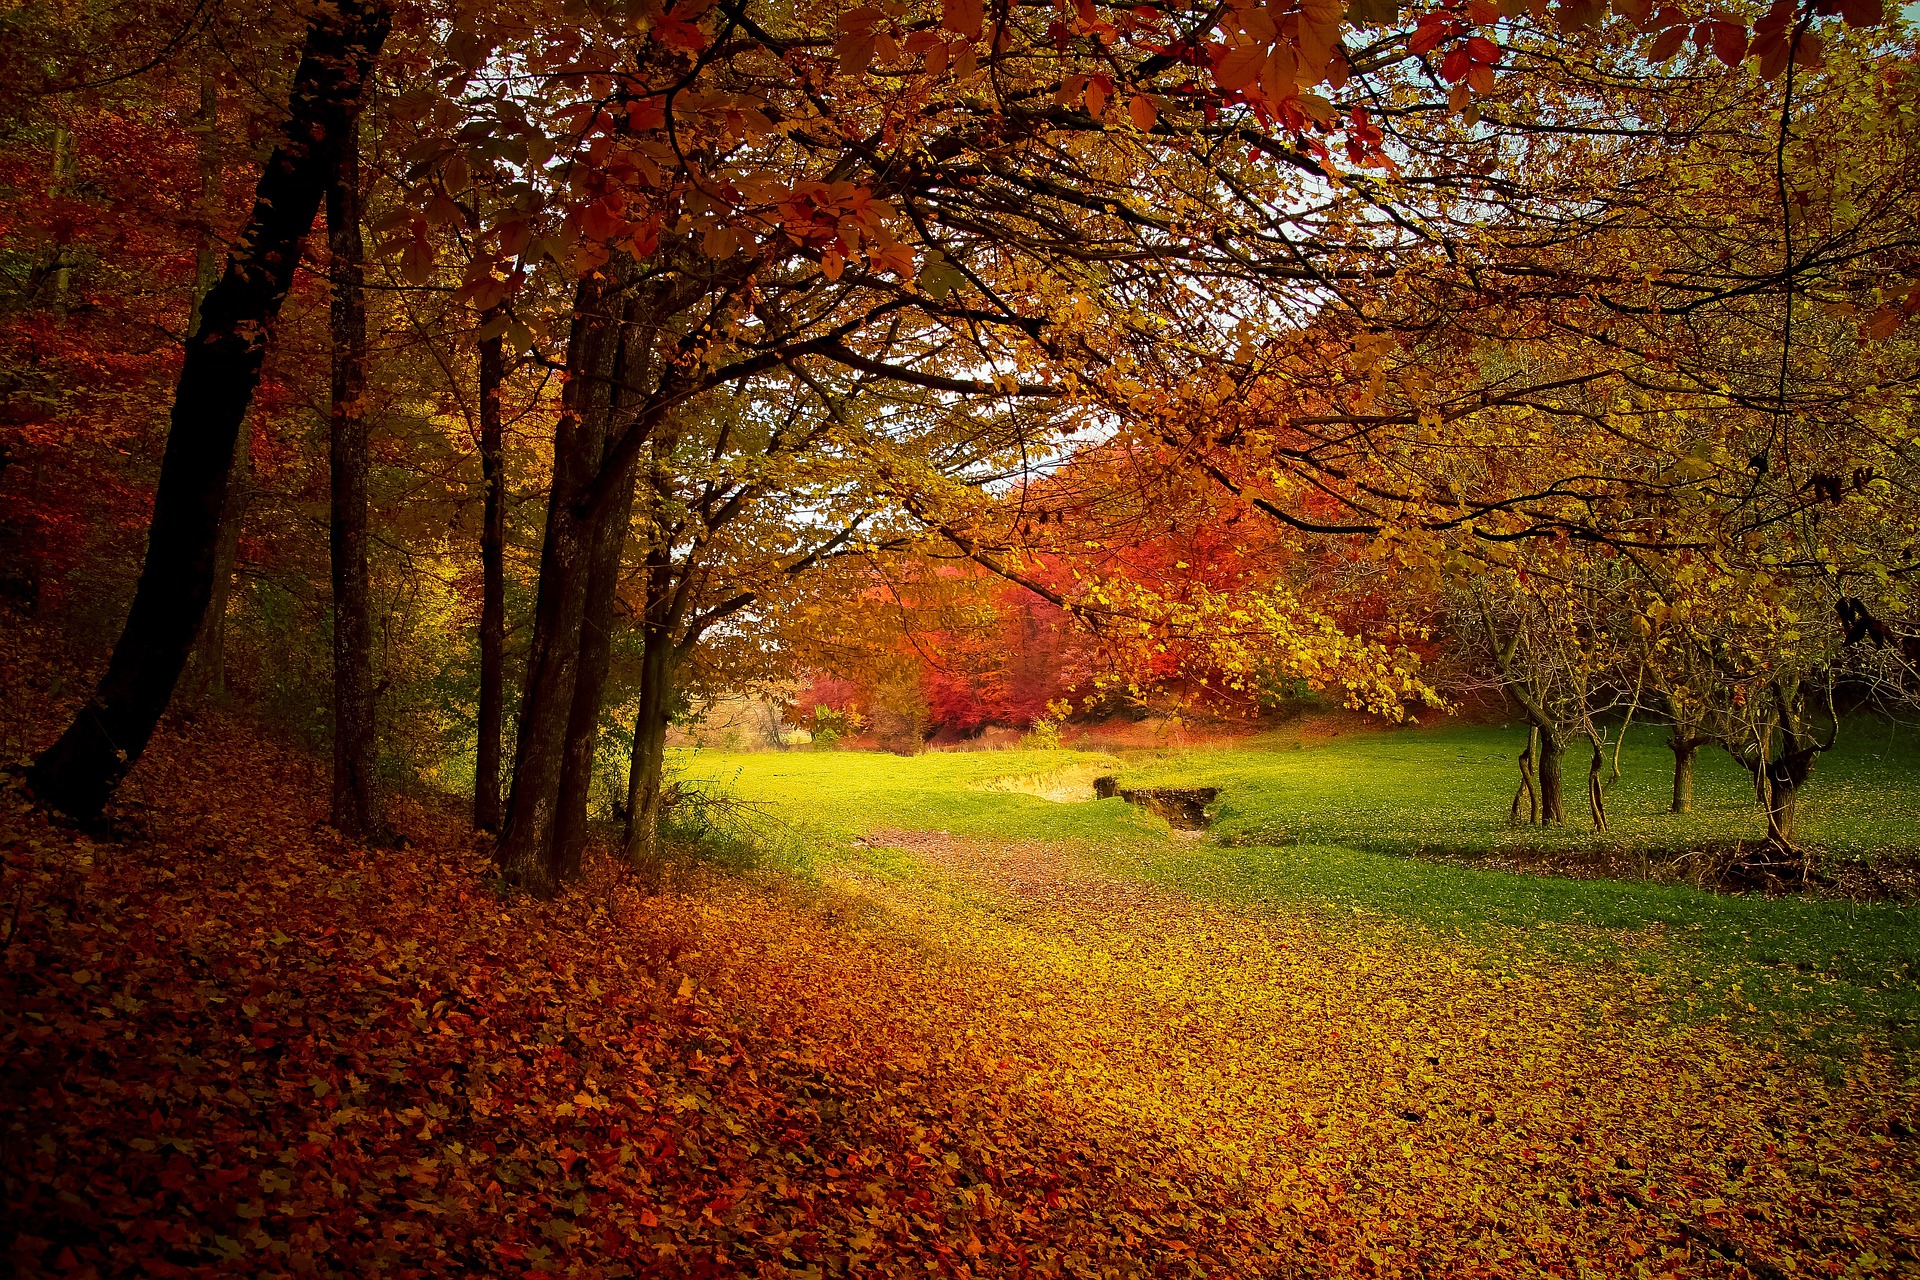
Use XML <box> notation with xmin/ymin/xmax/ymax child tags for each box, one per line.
<box><xmin>185</xmin><ymin>421</ymin><xmax>248</xmax><ymax>703</ymax></box>
<box><xmin>181</xmin><ymin>77</ymin><xmax>246</xmax><ymax>705</ymax></box>
<box><xmin>26</xmin><ymin>0</ymin><xmax>392</xmax><ymax>821</ymax></box>
<box><xmin>474</xmin><ymin>326</ymin><xmax>506</xmax><ymax>832</ymax></box>
<box><xmin>497</xmin><ymin>270</ymin><xmax>626</xmax><ymax>894</ymax></box>
<box><xmin>327</xmin><ymin>123</ymin><xmax>378</xmax><ymax>838</ymax></box>
<box><xmin>1536</xmin><ymin>729</ymin><xmax>1566</xmax><ymax>825</ymax></box>
<box><xmin>624</xmin><ymin>582</ymin><xmax>677</xmax><ymax>871</ymax></box>
<box><xmin>551</xmin><ymin>394</ymin><xmax>643</xmax><ymax>881</ymax></box>
<box><xmin>186</xmin><ymin>76</ymin><xmax>221</xmax><ymax>339</ymax></box>
<box><xmin>1509</xmin><ymin>725</ymin><xmax>1538</xmax><ymax>824</ymax></box>
<box><xmin>1586</xmin><ymin>734</ymin><xmax>1608</xmax><ymax>833</ymax></box>
<box><xmin>1748</xmin><ymin>678</ymin><xmax>1832</xmax><ymax>862</ymax></box>
<box><xmin>1669</xmin><ymin>735</ymin><xmax>1699</xmax><ymax>814</ymax></box>
<box><xmin>1763</xmin><ymin>775</ymin><xmax>1800</xmax><ymax>849</ymax></box>
<box><xmin>50</xmin><ymin>126</ymin><xmax>74</xmax><ymax>317</ymax></box>
<box><xmin>1760</xmin><ymin>745</ymin><xmax>1819</xmax><ymax>853</ymax></box>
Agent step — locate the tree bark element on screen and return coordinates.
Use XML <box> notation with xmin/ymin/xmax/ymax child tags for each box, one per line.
<box><xmin>474</xmin><ymin>325</ymin><xmax>506</xmax><ymax>832</ymax></box>
<box><xmin>327</xmin><ymin>122</ymin><xmax>378</xmax><ymax>838</ymax></box>
<box><xmin>1586</xmin><ymin>733</ymin><xmax>1608</xmax><ymax>833</ymax></box>
<box><xmin>1763</xmin><ymin>774</ymin><xmax>1800</xmax><ymax>849</ymax></box>
<box><xmin>624</xmin><ymin>577</ymin><xmax>677</xmax><ymax>871</ymax></box>
<box><xmin>1509</xmin><ymin>725</ymin><xmax>1538</xmax><ymax>824</ymax></box>
<box><xmin>497</xmin><ymin>269</ymin><xmax>627</xmax><ymax>894</ymax></box>
<box><xmin>1536</xmin><ymin>728</ymin><xmax>1566</xmax><ymax>825</ymax></box>
<box><xmin>181</xmin><ymin>77</ymin><xmax>248</xmax><ymax>706</ymax></box>
<box><xmin>186</xmin><ymin>423</ymin><xmax>249</xmax><ymax>702</ymax></box>
<box><xmin>186</xmin><ymin>76</ymin><xmax>221</xmax><ymax>340</ymax></box>
<box><xmin>50</xmin><ymin>125</ymin><xmax>74</xmax><ymax>318</ymax></box>
<box><xmin>1669</xmin><ymin>735</ymin><xmax>1699</xmax><ymax>814</ymax></box>
<box><xmin>26</xmin><ymin>0</ymin><xmax>392</xmax><ymax>821</ymax></box>
<box><xmin>551</xmin><ymin>331</ymin><xmax>644</xmax><ymax>881</ymax></box>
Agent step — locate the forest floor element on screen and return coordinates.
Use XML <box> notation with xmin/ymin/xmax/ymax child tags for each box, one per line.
<box><xmin>5</xmin><ymin>622</ymin><xmax>1919</xmax><ymax>1277</ymax></box>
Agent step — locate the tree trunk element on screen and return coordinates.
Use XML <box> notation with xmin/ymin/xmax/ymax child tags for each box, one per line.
<box><xmin>1763</xmin><ymin>775</ymin><xmax>1799</xmax><ymax>849</ymax></box>
<box><xmin>1669</xmin><ymin>736</ymin><xmax>1698</xmax><ymax>814</ymax></box>
<box><xmin>624</xmin><ymin>587</ymin><xmax>677</xmax><ymax>872</ymax></box>
<box><xmin>186</xmin><ymin>423</ymin><xmax>249</xmax><ymax>702</ymax></box>
<box><xmin>474</xmin><ymin>326</ymin><xmax>506</xmax><ymax>832</ymax></box>
<box><xmin>186</xmin><ymin>76</ymin><xmax>221</xmax><ymax>339</ymax></box>
<box><xmin>26</xmin><ymin>0</ymin><xmax>392</xmax><ymax>821</ymax></box>
<box><xmin>50</xmin><ymin>125</ymin><xmax>74</xmax><ymax>318</ymax></box>
<box><xmin>1509</xmin><ymin>725</ymin><xmax>1538</xmax><ymax>824</ymax></box>
<box><xmin>497</xmin><ymin>269</ymin><xmax>627</xmax><ymax>894</ymax></box>
<box><xmin>551</xmin><ymin>391</ymin><xmax>643</xmax><ymax>881</ymax></box>
<box><xmin>1761</xmin><ymin>745</ymin><xmax>1819</xmax><ymax>856</ymax></box>
<box><xmin>1536</xmin><ymin>729</ymin><xmax>1566</xmax><ymax>825</ymax></box>
<box><xmin>181</xmin><ymin>77</ymin><xmax>246</xmax><ymax>705</ymax></box>
<box><xmin>327</xmin><ymin>123</ymin><xmax>378</xmax><ymax>837</ymax></box>
<box><xmin>1586</xmin><ymin>734</ymin><xmax>1608</xmax><ymax>833</ymax></box>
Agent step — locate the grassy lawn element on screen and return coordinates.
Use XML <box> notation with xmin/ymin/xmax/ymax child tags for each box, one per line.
<box><xmin>1119</xmin><ymin>718</ymin><xmax>1920</xmax><ymax>859</ymax></box>
<box><xmin>678</xmin><ymin>723</ymin><xmax>1920</xmax><ymax>1064</ymax></box>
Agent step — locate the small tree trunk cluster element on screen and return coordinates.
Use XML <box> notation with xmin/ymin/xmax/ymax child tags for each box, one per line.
<box><xmin>26</xmin><ymin>0</ymin><xmax>393</xmax><ymax>821</ymax></box>
<box><xmin>551</xmin><ymin>417</ymin><xmax>642</xmax><ymax>882</ymax></box>
<box><xmin>496</xmin><ymin>265</ymin><xmax>654</xmax><ymax>895</ymax></box>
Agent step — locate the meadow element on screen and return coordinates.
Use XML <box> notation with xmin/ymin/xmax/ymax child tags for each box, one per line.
<box><xmin>681</xmin><ymin>718</ymin><xmax>1920</xmax><ymax>1062</ymax></box>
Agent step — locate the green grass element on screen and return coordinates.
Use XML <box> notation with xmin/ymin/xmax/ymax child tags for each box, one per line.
<box><xmin>670</xmin><ymin>747</ymin><xmax>1151</xmax><ymax>849</ymax></box>
<box><xmin>1115</xmin><ymin>718</ymin><xmax>1920</xmax><ymax>859</ymax></box>
<box><xmin>677</xmin><ymin>725</ymin><xmax>1920</xmax><ymax>1063</ymax></box>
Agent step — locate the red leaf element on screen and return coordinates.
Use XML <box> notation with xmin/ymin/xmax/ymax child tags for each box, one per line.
<box><xmin>1647</xmin><ymin>24</ymin><xmax>1687</xmax><ymax>61</ymax></box>
<box><xmin>1408</xmin><ymin>18</ymin><xmax>1452</xmax><ymax>55</ymax></box>
<box><xmin>1709</xmin><ymin>20</ymin><xmax>1747</xmax><ymax>65</ymax></box>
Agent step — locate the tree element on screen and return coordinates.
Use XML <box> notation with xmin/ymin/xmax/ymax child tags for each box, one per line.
<box><xmin>328</xmin><ymin>120</ymin><xmax>379</xmax><ymax>837</ymax></box>
<box><xmin>474</xmin><ymin>325</ymin><xmax>508</xmax><ymax>831</ymax></box>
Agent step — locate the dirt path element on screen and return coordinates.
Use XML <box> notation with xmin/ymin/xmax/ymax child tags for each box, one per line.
<box><xmin>817</xmin><ymin>828</ymin><xmax>1919</xmax><ymax>1279</ymax></box>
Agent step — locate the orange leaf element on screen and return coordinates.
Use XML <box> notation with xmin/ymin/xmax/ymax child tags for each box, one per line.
<box><xmin>1864</xmin><ymin>305</ymin><xmax>1904</xmax><ymax>339</ymax></box>
<box><xmin>1215</xmin><ymin>43</ymin><xmax>1267</xmax><ymax>92</ymax></box>
<box><xmin>836</xmin><ymin>32</ymin><xmax>877</xmax><ymax>75</ymax></box>
<box><xmin>1554</xmin><ymin>0</ymin><xmax>1604</xmax><ymax>31</ymax></box>
<box><xmin>942</xmin><ymin>0</ymin><xmax>983</xmax><ymax>42</ymax></box>
<box><xmin>1086</xmin><ymin>76</ymin><xmax>1110</xmax><ymax>119</ymax></box>
<box><xmin>1128</xmin><ymin>94</ymin><xmax>1158</xmax><ymax>130</ymax></box>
